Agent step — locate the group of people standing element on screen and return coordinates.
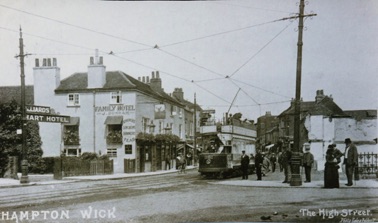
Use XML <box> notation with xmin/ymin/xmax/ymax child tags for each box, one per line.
<box><xmin>324</xmin><ymin>138</ymin><xmax>358</xmax><ymax>188</ymax></box>
<box><xmin>241</xmin><ymin>138</ymin><xmax>359</xmax><ymax>188</ymax></box>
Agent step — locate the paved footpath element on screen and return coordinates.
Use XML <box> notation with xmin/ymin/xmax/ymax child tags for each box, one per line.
<box><xmin>1</xmin><ymin>167</ymin><xmax>377</xmax><ymax>189</ymax></box>
<box><xmin>217</xmin><ymin>169</ymin><xmax>378</xmax><ymax>188</ymax></box>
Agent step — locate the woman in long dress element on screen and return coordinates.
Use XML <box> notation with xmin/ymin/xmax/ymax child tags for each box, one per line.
<box><xmin>324</xmin><ymin>144</ymin><xmax>343</xmax><ymax>188</ymax></box>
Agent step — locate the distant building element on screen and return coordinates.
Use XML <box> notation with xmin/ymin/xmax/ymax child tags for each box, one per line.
<box><xmin>277</xmin><ymin>90</ymin><xmax>377</xmax><ymax>170</ymax></box>
<box><xmin>256</xmin><ymin>111</ymin><xmax>279</xmax><ymax>152</ymax></box>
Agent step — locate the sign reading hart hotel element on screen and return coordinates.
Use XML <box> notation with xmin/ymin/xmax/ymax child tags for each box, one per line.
<box><xmin>25</xmin><ymin>105</ymin><xmax>70</xmax><ymax>123</ymax></box>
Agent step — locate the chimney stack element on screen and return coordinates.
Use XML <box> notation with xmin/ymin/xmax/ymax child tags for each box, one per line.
<box><xmin>315</xmin><ymin>89</ymin><xmax>325</xmax><ymax>103</ymax></box>
<box><xmin>88</xmin><ymin>49</ymin><xmax>106</xmax><ymax>88</ymax></box>
<box><xmin>150</xmin><ymin>70</ymin><xmax>162</xmax><ymax>92</ymax></box>
<box><xmin>173</xmin><ymin>88</ymin><xmax>184</xmax><ymax>101</ymax></box>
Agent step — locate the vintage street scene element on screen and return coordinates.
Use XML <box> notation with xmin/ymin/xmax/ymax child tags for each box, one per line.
<box><xmin>0</xmin><ymin>1</ymin><xmax>377</xmax><ymax>223</ymax></box>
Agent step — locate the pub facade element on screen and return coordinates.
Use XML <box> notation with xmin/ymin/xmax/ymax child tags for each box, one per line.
<box><xmin>33</xmin><ymin>55</ymin><xmax>190</xmax><ymax>173</ymax></box>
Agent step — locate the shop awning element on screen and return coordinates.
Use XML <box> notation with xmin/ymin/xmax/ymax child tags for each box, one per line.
<box><xmin>63</xmin><ymin>117</ymin><xmax>80</xmax><ymax>126</ymax></box>
<box><xmin>104</xmin><ymin>116</ymin><xmax>123</xmax><ymax>125</ymax></box>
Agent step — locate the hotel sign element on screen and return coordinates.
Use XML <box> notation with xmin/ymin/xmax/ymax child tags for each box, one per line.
<box><xmin>26</xmin><ymin>105</ymin><xmax>51</xmax><ymax>114</ymax></box>
<box><xmin>26</xmin><ymin>114</ymin><xmax>70</xmax><ymax>123</ymax></box>
<box><xmin>25</xmin><ymin>105</ymin><xmax>70</xmax><ymax>123</ymax></box>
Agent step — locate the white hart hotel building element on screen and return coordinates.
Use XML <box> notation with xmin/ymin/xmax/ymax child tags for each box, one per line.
<box><xmin>33</xmin><ymin>54</ymin><xmax>189</xmax><ymax>173</ymax></box>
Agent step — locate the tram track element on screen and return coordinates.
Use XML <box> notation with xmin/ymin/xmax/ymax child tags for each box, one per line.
<box><xmin>0</xmin><ymin>171</ymin><xmax>201</xmax><ymax>210</ymax></box>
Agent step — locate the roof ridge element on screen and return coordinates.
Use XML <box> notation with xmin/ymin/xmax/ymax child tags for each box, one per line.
<box><xmin>114</xmin><ymin>71</ymin><xmax>136</xmax><ymax>87</ymax></box>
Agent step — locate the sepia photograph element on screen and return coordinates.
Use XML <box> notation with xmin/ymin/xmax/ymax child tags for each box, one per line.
<box><xmin>0</xmin><ymin>0</ymin><xmax>377</xmax><ymax>222</ymax></box>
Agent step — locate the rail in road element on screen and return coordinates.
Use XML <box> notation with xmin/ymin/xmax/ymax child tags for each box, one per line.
<box><xmin>0</xmin><ymin>171</ymin><xmax>200</xmax><ymax>210</ymax></box>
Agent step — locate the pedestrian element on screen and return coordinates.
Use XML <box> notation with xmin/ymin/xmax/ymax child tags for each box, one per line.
<box><xmin>254</xmin><ymin>150</ymin><xmax>264</xmax><ymax>180</ymax></box>
<box><xmin>261</xmin><ymin>152</ymin><xmax>271</xmax><ymax>176</ymax></box>
<box><xmin>240</xmin><ymin>150</ymin><xmax>250</xmax><ymax>180</ymax></box>
<box><xmin>176</xmin><ymin>153</ymin><xmax>186</xmax><ymax>173</ymax></box>
<box><xmin>343</xmin><ymin>138</ymin><xmax>358</xmax><ymax>186</ymax></box>
<box><xmin>302</xmin><ymin>143</ymin><xmax>314</xmax><ymax>183</ymax></box>
<box><xmin>165</xmin><ymin>154</ymin><xmax>171</xmax><ymax>170</ymax></box>
<box><xmin>278</xmin><ymin>151</ymin><xmax>283</xmax><ymax>172</ymax></box>
<box><xmin>269</xmin><ymin>153</ymin><xmax>277</xmax><ymax>173</ymax></box>
<box><xmin>281</xmin><ymin>147</ymin><xmax>292</xmax><ymax>183</ymax></box>
<box><xmin>324</xmin><ymin>144</ymin><xmax>343</xmax><ymax>188</ymax></box>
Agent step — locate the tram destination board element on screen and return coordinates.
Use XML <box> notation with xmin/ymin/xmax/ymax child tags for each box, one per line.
<box><xmin>26</xmin><ymin>114</ymin><xmax>70</xmax><ymax>123</ymax></box>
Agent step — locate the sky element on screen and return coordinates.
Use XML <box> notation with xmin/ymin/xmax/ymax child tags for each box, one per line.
<box><xmin>0</xmin><ymin>0</ymin><xmax>377</xmax><ymax>121</ymax></box>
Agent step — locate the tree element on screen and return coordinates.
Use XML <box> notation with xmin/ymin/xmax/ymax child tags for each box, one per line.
<box><xmin>0</xmin><ymin>100</ymin><xmax>43</xmax><ymax>177</ymax></box>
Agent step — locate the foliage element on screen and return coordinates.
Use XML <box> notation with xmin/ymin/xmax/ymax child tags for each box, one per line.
<box><xmin>136</xmin><ymin>132</ymin><xmax>155</xmax><ymax>144</ymax></box>
<box><xmin>80</xmin><ymin>152</ymin><xmax>99</xmax><ymax>161</ymax></box>
<box><xmin>0</xmin><ymin>100</ymin><xmax>43</xmax><ymax>176</ymax></box>
<box><xmin>63</xmin><ymin>126</ymin><xmax>80</xmax><ymax>145</ymax></box>
<box><xmin>155</xmin><ymin>133</ymin><xmax>180</xmax><ymax>143</ymax></box>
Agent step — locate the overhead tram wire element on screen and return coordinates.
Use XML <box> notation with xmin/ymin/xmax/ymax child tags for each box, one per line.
<box><xmin>159</xmin><ymin>18</ymin><xmax>286</xmax><ymax>48</ymax></box>
<box><xmin>0</xmin><ymin>4</ymin><xmax>152</xmax><ymax>48</ymax></box>
<box><xmin>228</xmin><ymin>19</ymin><xmax>295</xmax><ymax>78</ymax></box>
<box><xmin>0</xmin><ymin>26</ymin><xmax>96</xmax><ymax>53</ymax></box>
<box><xmin>230</xmin><ymin>77</ymin><xmax>292</xmax><ymax>99</ymax></box>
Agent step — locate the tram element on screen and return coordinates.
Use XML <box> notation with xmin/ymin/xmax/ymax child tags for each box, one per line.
<box><xmin>198</xmin><ymin>113</ymin><xmax>256</xmax><ymax>179</ymax></box>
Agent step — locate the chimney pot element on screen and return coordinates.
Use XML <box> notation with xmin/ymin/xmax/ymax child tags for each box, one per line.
<box><xmin>99</xmin><ymin>56</ymin><xmax>103</xmax><ymax>65</ymax></box>
<box><xmin>156</xmin><ymin>71</ymin><xmax>160</xmax><ymax>78</ymax></box>
<box><xmin>53</xmin><ymin>58</ymin><xmax>57</xmax><ymax>66</ymax></box>
<box><xmin>47</xmin><ymin>58</ymin><xmax>51</xmax><ymax>66</ymax></box>
<box><xmin>152</xmin><ymin>71</ymin><xmax>155</xmax><ymax>79</ymax></box>
<box><xmin>146</xmin><ymin>76</ymin><xmax>150</xmax><ymax>83</ymax></box>
<box><xmin>43</xmin><ymin>58</ymin><xmax>47</xmax><ymax>66</ymax></box>
<box><xmin>35</xmin><ymin>58</ymin><xmax>39</xmax><ymax>67</ymax></box>
<box><xmin>142</xmin><ymin>76</ymin><xmax>146</xmax><ymax>83</ymax></box>
<box><xmin>90</xmin><ymin>57</ymin><xmax>94</xmax><ymax>65</ymax></box>
<box><xmin>138</xmin><ymin>77</ymin><xmax>141</xmax><ymax>81</ymax></box>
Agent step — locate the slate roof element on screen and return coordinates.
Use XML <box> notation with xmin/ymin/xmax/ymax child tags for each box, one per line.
<box><xmin>279</xmin><ymin>96</ymin><xmax>347</xmax><ymax>117</ymax></box>
<box><xmin>0</xmin><ymin>85</ymin><xmax>34</xmax><ymax>105</ymax></box>
<box><xmin>55</xmin><ymin>71</ymin><xmax>182</xmax><ymax>106</ymax></box>
<box><xmin>344</xmin><ymin>110</ymin><xmax>377</xmax><ymax>120</ymax></box>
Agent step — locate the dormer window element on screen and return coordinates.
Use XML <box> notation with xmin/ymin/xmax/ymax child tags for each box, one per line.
<box><xmin>68</xmin><ymin>93</ymin><xmax>80</xmax><ymax>106</ymax></box>
<box><xmin>110</xmin><ymin>91</ymin><xmax>122</xmax><ymax>104</ymax></box>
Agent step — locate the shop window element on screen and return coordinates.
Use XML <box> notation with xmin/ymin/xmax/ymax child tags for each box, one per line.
<box><xmin>107</xmin><ymin>124</ymin><xmax>122</xmax><ymax>144</ymax></box>
<box><xmin>63</xmin><ymin>125</ymin><xmax>80</xmax><ymax>145</ymax></box>
<box><xmin>110</xmin><ymin>91</ymin><xmax>122</xmax><ymax>104</ymax></box>
<box><xmin>63</xmin><ymin>148</ymin><xmax>81</xmax><ymax>157</ymax></box>
<box><xmin>67</xmin><ymin>93</ymin><xmax>80</xmax><ymax>106</ymax></box>
<box><xmin>125</xmin><ymin>145</ymin><xmax>132</xmax><ymax>154</ymax></box>
<box><xmin>107</xmin><ymin>148</ymin><xmax>117</xmax><ymax>157</ymax></box>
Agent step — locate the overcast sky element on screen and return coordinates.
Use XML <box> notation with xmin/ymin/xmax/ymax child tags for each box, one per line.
<box><xmin>0</xmin><ymin>0</ymin><xmax>377</xmax><ymax>121</ymax></box>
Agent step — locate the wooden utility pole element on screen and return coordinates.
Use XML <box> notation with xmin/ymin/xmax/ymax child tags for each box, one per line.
<box><xmin>193</xmin><ymin>93</ymin><xmax>197</xmax><ymax>166</ymax></box>
<box><xmin>16</xmin><ymin>27</ymin><xmax>30</xmax><ymax>184</ymax></box>
<box><xmin>290</xmin><ymin>0</ymin><xmax>316</xmax><ymax>186</ymax></box>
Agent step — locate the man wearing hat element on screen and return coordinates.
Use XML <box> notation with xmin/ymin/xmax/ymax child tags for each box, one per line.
<box><xmin>343</xmin><ymin>138</ymin><xmax>358</xmax><ymax>186</ymax></box>
<box><xmin>240</xmin><ymin>150</ymin><xmax>250</xmax><ymax>180</ymax></box>
<box><xmin>302</xmin><ymin>143</ymin><xmax>314</xmax><ymax>183</ymax></box>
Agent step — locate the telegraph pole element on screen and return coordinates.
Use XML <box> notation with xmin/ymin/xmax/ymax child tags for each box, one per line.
<box><xmin>193</xmin><ymin>93</ymin><xmax>197</xmax><ymax>166</ymax></box>
<box><xmin>289</xmin><ymin>0</ymin><xmax>316</xmax><ymax>186</ymax></box>
<box><xmin>16</xmin><ymin>27</ymin><xmax>30</xmax><ymax>184</ymax></box>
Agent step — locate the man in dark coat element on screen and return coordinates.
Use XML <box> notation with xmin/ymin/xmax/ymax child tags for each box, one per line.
<box><xmin>302</xmin><ymin>143</ymin><xmax>314</xmax><ymax>183</ymax></box>
<box><xmin>343</xmin><ymin>138</ymin><xmax>358</xmax><ymax>186</ymax></box>
<box><xmin>240</xmin><ymin>150</ymin><xmax>250</xmax><ymax>180</ymax></box>
<box><xmin>254</xmin><ymin>150</ymin><xmax>264</xmax><ymax>180</ymax></box>
<box><xmin>281</xmin><ymin>147</ymin><xmax>292</xmax><ymax>183</ymax></box>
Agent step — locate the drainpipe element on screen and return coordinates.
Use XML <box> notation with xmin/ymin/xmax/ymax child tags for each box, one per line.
<box><xmin>93</xmin><ymin>91</ymin><xmax>96</xmax><ymax>153</ymax></box>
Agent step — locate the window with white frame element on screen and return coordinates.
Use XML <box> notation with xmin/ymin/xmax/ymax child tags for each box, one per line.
<box><xmin>67</xmin><ymin>93</ymin><xmax>80</xmax><ymax>106</ymax></box>
<box><xmin>107</xmin><ymin>148</ymin><xmax>117</xmax><ymax>157</ymax></box>
<box><xmin>63</xmin><ymin>148</ymin><xmax>81</xmax><ymax>157</ymax></box>
<box><xmin>110</xmin><ymin>91</ymin><xmax>122</xmax><ymax>104</ymax></box>
<box><xmin>142</xmin><ymin>117</ymin><xmax>149</xmax><ymax>133</ymax></box>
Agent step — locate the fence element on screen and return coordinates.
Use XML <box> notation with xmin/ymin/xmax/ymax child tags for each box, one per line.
<box><xmin>54</xmin><ymin>158</ymin><xmax>113</xmax><ymax>179</ymax></box>
<box><xmin>357</xmin><ymin>152</ymin><xmax>378</xmax><ymax>179</ymax></box>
